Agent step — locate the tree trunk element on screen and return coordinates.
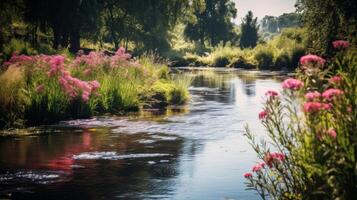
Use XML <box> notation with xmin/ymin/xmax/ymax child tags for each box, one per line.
<box><xmin>69</xmin><ymin>29</ymin><xmax>80</xmax><ymax>53</ymax></box>
<box><xmin>53</xmin><ymin>26</ymin><xmax>60</xmax><ymax>49</ymax></box>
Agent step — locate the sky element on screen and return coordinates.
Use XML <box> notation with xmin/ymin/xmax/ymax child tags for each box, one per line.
<box><xmin>233</xmin><ymin>0</ymin><xmax>296</xmax><ymax>24</ymax></box>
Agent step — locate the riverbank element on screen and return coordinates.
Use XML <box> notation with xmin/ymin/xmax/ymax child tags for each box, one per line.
<box><xmin>0</xmin><ymin>49</ymin><xmax>191</xmax><ymax>129</ymax></box>
<box><xmin>169</xmin><ymin>28</ymin><xmax>306</xmax><ymax>70</ymax></box>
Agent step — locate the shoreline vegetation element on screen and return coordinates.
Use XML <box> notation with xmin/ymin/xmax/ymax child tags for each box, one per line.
<box><xmin>0</xmin><ymin>48</ymin><xmax>191</xmax><ymax>129</ymax></box>
<box><xmin>244</xmin><ymin>40</ymin><xmax>357</xmax><ymax>200</ymax></box>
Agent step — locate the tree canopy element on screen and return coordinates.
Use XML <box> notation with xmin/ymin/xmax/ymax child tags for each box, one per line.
<box><xmin>184</xmin><ymin>0</ymin><xmax>237</xmax><ymax>47</ymax></box>
<box><xmin>297</xmin><ymin>0</ymin><xmax>357</xmax><ymax>55</ymax></box>
<box><xmin>240</xmin><ymin>11</ymin><xmax>259</xmax><ymax>48</ymax></box>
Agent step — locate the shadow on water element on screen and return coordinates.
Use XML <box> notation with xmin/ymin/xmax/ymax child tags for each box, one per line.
<box><xmin>0</xmin><ymin>68</ymin><xmax>285</xmax><ymax>200</ymax></box>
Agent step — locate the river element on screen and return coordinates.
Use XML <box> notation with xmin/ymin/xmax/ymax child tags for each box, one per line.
<box><xmin>0</xmin><ymin>68</ymin><xmax>285</xmax><ymax>200</ymax></box>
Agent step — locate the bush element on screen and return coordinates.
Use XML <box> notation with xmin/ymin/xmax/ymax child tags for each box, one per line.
<box><xmin>212</xmin><ymin>56</ymin><xmax>230</xmax><ymax>67</ymax></box>
<box><xmin>2</xmin><ymin>39</ymin><xmax>36</xmax><ymax>60</ymax></box>
<box><xmin>244</xmin><ymin>42</ymin><xmax>356</xmax><ymax>199</ymax></box>
<box><xmin>274</xmin><ymin>51</ymin><xmax>290</xmax><ymax>70</ymax></box>
<box><xmin>254</xmin><ymin>46</ymin><xmax>275</xmax><ymax>70</ymax></box>
<box><xmin>290</xmin><ymin>45</ymin><xmax>306</xmax><ymax>69</ymax></box>
<box><xmin>229</xmin><ymin>56</ymin><xmax>256</xmax><ymax>69</ymax></box>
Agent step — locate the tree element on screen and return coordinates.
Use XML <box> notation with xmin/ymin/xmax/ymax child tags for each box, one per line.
<box><xmin>262</xmin><ymin>15</ymin><xmax>278</xmax><ymax>33</ymax></box>
<box><xmin>0</xmin><ymin>0</ymin><xmax>23</xmax><ymax>50</ymax></box>
<box><xmin>184</xmin><ymin>0</ymin><xmax>237</xmax><ymax>47</ymax></box>
<box><xmin>277</xmin><ymin>13</ymin><xmax>301</xmax><ymax>30</ymax></box>
<box><xmin>240</xmin><ymin>11</ymin><xmax>259</xmax><ymax>48</ymax></box>
<box><xmin>100</xmin><ymin>0</ymin><xmax>188</xmax><ymax>53</ymax></box>
<box><xmin>296</xmin><ymin>0</ymin><xmax>357</xmax><ymax>55</ymax></box>
<box><xmin>23</xmin><ymin>0</ymin><xmax>101</xmax><ymax>53</ymax></box>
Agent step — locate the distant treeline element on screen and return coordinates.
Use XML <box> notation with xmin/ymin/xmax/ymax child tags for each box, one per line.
<box><xmin>0</xmin><ymin>0</ymin><xmax>356</xmax><ymax>57</ymax></box>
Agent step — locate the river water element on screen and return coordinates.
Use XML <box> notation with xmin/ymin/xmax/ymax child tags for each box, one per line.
<box><xmin>0</xmin><ymin>68</ymin><xmax>284</xmax><ymax>200</ymax></box>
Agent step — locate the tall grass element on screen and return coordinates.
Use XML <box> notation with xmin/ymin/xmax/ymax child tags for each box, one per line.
<box><xmin>0</xmin><ymin>49</ymin><xmax>190</xmax><ymax>128</ymax></box>
<box><xmin>177</xmin><ymin>27</ymin><xmax>307</xmax><ymax>70</ymax></box>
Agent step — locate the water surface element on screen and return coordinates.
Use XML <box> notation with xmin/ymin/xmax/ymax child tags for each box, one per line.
<box><xmin>0</xmin><ymin>68</ymin><xmax>284</xmax><ymax>200</ymax></box>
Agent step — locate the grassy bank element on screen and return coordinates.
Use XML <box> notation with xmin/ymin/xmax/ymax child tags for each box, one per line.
<box><xmin>170</xmin><ymin>28</ymin><xmax>307</xmax><ymax>70</ymax></box>
<box><xmin>0</xmin><ymin>49</ymin><xmax>191</xmax><ymax>129</ymax></box>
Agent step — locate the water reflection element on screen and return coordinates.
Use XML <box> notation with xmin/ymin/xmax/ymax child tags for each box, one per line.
<box><xmin>0</xmin><ymin>68</ymin><xmax>284</xmax><ymax>200</ymax></box>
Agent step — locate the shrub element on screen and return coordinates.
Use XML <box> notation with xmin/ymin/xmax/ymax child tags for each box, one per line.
<box><xmin>254</xmin><ymin>46</ymin><xmax>275</xmax><ymax>70</ymax></box>
<box><xmin>212</xmin><ymin>56</ymin><xmax>230</xmax><ymax>67</ymax></box>
<box><xmin>229</xmin><ymin>56</ymin><xmax>256</xmax><ymax>69</ymax></box>
<box><xmin>274</xmin><ymin>51</ymin><xmax>290</xmax><ymax>70</ymax></box>
<box><xmin>290</xmin><ymin>45</ymin><xmax>306</xmax><ymax>69</ymax></box>
<box><xmin>244</xmin><ymin>42</ymin><xmax>356</xmax><ymax>199</ymax></box>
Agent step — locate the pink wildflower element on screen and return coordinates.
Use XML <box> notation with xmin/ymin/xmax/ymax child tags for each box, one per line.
<box><xmin>304</xmin><ymin>91</ymin><xmax>321</xmax><ymax>101</ymax></box>
<box><xmin>322</xmin><ymin>88</ymin><xmax>343</xmax><ymax>101</ymax></box>
<box><xmin>252</xmin><ymin>164</ymin><xmax>263</xmax><ymax>172</ymax></box>
<box><xmin>264</xmin><ymin>152</ymin><xmax>285</xmax><ymax>168</ymax></box>
<box><xmin>244</xmin><ymin>172</ymin><xmax>252</xmax><ymax>178</ymax></box>
<box><xmin>300</xmin><ymin>54</ymin><xmax>326</xmax><ymax>66</ymax></box>
<box><xmin>36</xmin><ymin>84</ymin><xmax>45</xmax><ymax>93</ymax></box>
<box><xmin>303</xmin><ymin>102</ymin><xmax>322</xmax><ymax>113</ymax></box>
<box><xmin>50</xmin><ymin>55</ymin><xmax>65</xmax><ymax>68</ymax></box>
<box><xmin>282</xmin><ymin>78</ymin><xmax>304</xmax><ymax>90</ymax></box>
<box><xmin>327</xmin><ymin>128</ymin><xmax>337</xmax><ymax>139</ymax></box>
<box><xmin>259</xmin><ymin>162</ymin><xmax>266</xmax><ymax>168</ymax></box>
<box><xmin>89</xmin><ymin>80</ymin><xmax>100</xmax><ymax>91</ymax></box>
<box><xmin>329</xmin><ymin>76</ymin><xmax>342</xmax><ymax>85</ymax></box>
<box><xmin>81</xmin><ymin>91</ymin><xmax>90</xmax><ymax>102</ymax></box>
<box><xmin>303</xmin><ymin>102</ymin><xmax>331</xmax><ymax>113</ymax></box>
<box><xmin>83</xmin><ymin>68</ymin><xmax>92</xmax><ymax>76</ymax></box>
<box><xmin>265</xmin><ymin>90</ymin><xmax>278</xmax><ymax>98</ymax></box>
<box><xmin>332</xmin><ymin>40</ymin><xmax>349</xmax><ymax>49</ymax></box>
<box><xmin>259</xmin><ymin>111</ymin><xmax>267</xmax><ymax>120</ymax></box>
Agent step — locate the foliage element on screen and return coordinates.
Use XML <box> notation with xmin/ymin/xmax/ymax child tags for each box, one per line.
<box><xmin>261</xmin><ymin>16</ymin><xmax>278</xmax><ymax>33</ymax></box>
<box><xmin>254</xmin><ymin>45</ymin><xmax>274</xmax><ymax>70</ymax></box>
<box><xmin>296</xmin><ymin>0</ymin><xmax>357</xmax><ymax>56</ymax></box>
<box><xmin>244</xmin><ymin>42</ymin><xmax>357</xmax><ymax>199</ymax></box>
<box><xmin>181</xmin><ymin>27</ymin><xmax>307</xmax><ymax>70</ymax></box>
<box><xmin>240</xmin><ymin>11</ymin><xmax>259</xmax><ymax>48</ymax></box>
<box><xmin>261</xmin><ymin>13</ymin><xmax>302</xmax><ymax>37</ymax></box>
<box><xmin>184</xmin><ymin>0</ymin><xmax>237</xmax><ymax>47</ymax></box>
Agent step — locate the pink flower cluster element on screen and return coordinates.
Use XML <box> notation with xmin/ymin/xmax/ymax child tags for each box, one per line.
<box><xmin>258</xmin><ymin>110</ymin><xmax>267</xmax><ymax>120</ymax></box>
<box><xmin>39</xmin><ymin>54</ymin><xmax>101</xmax><ymax>102</ymax></box>
<box><xmin>300</xmin><ymin>54</ymin><xmax>326</xmax><ymax>66</ymax></box>
<box><xmin>282</xmin><ymin>78</ymin><xmax>304</xmax><ymax>90</ymax></box>
<box><xmin>48</xmin><ymin>55</ymin><xmax>66</xmax><ymax>77</ymax></box>
<box><xmin>244</xmin><ymin>152</ymin><xmax>286</xmax><ymax>178</ymax></box>
<box><xmin>332</xmin><ymin>40</ymin><xmax>349</xmax><ymax>49</ymax></box>
<box><xmin>322</xmin><ymin>88</ymin><xmax>343</xmax><ymax>101</ymax></box>
<box><xmin>59</xmin><ymin>72</ymin><xmax>100</xmax><ymax>102</ymax></box>
<box><xmin>4</xmin><ymin>53</ymin><xmax>34</xmax><ymax>66</ymax></box>
<box><xmin>252</xmin><ymin>162</ymin><xmax>265</xmax><ymax>172</ymax></box>
<box><xmin>329</xmin><ymin>76</ymin><xmax>342</xmax><ymax>85</ymax></box>
<box><xmin>327</xmin><ymin>128</ymin><xmax>337</xmax><ymax>139</ymax></box>
<box><xmin>244</xmin><ymin>172</ymin><xmax>252</xmax><ymax>178</ymax></box>
<box><xmin>305</xmin><ymin>91</ymin><xmax>321</xmax><ymax>101</ymax></box>
<box><xmin>265</xmin><ymin>90</ymin><xmax>278</xmax><ymax>98</ymax></box>
<box><xmin>73</xmin><ymin>51</ymin><xmax>108</xmax><ymax>68</ymax></box>
<box><xmin>303</xmin><ymin>102</ymin><xmax>331</xmax><ymax>113</ymax></box>
<box><xmin>110</xmin><ymin>47</ymin><xmax>131</xmax><ymax>67</ymax></box>
<box><xmin>264</xmin><ymin>152</ymin><xmax>285</xmax><ymax>168</ymax></box>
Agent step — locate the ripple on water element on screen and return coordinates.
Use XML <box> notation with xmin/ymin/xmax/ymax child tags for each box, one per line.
<box><xmin>73</xmin><ymin>152</ymin><xmax>171</xmax><ymax>160</ymax></box>
<box><xmin>0</xmin><ymin>170</ymin><xmax>70</xmax><ymax>185</ymax></box>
